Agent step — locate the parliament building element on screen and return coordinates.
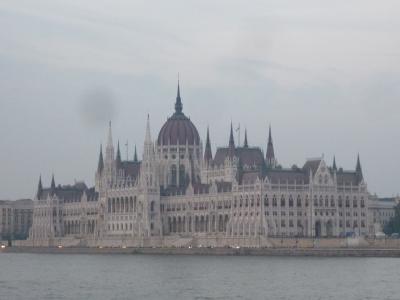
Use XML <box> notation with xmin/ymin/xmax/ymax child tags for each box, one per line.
<box><xmin>29</xmin><ymin>83</ymin><xmax>372</xmax><ymax>247</ymax></box>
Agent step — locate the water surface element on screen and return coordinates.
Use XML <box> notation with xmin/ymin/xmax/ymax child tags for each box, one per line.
<box><xmin>0</xmin><ymin>253</ymin><xmax>399</xmax><ymax>300</ymax></box>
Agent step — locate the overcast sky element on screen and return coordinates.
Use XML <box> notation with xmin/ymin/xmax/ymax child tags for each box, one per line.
<box><xmin>0</xmin><ymin>0</ymin><xmax>399</xmax><ymax>199</ymax></box>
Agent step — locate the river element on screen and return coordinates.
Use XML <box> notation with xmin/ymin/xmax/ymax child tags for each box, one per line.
<box><xmin>0</xmin><ymin>253</ymin><xmax>399</xmax><ymax>299</ymax></box>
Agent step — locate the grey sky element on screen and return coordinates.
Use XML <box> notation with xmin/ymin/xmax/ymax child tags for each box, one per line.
<box><xmin>0</xmin><ymin>0</ymin><xmax>399</xmax><ymax>199</ymax></box>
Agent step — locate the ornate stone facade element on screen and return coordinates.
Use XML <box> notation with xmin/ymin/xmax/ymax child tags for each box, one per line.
<box><xmin>29</xmin><ymin>83</ymin><xmax>373</xmax><ymax>245</ymax></box>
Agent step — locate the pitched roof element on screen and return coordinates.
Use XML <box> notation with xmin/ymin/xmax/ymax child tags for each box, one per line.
<box><xmin>213</xmin><ymin>147</ymin><xmax>265</xmax><ymax>168</ymax></box>
<box><xmin>120</xmin><ymin>161</ymin><xmax>141</xmax><ymax>180</ymax></box>
<box><xmin>302</xmin><ymin>159</ymin><xmax>321</xmax><ymax>175</ymax></box>
<box><xmin>266</xmin><ymin>169</ymin><xmax>309</xmax><ymax>185</ymax></box>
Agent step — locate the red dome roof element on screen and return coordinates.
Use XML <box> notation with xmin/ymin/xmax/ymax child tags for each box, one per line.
<box><xmin>157</xmin><ymin>82</ymin><xmax>200</xmax><ymax>146</ymax></box>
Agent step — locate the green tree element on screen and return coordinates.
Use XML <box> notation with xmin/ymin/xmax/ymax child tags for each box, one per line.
<box><xmin>384</xmin><ymin>204</ymin><xmax>400</xmax><ymax>235</ymax></box>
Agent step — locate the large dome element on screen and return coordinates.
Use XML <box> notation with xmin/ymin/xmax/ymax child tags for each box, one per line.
<box><xmin>157</xmin><ymin>83</ymin><xmax>200</xmax><ymax>146</ymax></box>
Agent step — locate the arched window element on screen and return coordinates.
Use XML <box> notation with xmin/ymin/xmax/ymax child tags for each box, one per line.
<box><xmin>345</xmin><ymin>197</ymin><xmax>350</xmax><ymax>208</ymax></box>
<box><xmin>179</xmin><ymin>165</ymin><xmax>185</xmax><ymax>187</ymax></box>
<box><xmin>297</xmin><ymin>196</ymin><xmax>302</xmax><ymax>207</ymax></box>
<box><xmin>314</xmin><ymin>196</ymin><xmax>318</xmax><ymax>207</ymax></box>
<box><xmin>325</xmin><ymin>196</ymin><xmax>329</xmax><ymax>207</ymax></box>
<box><xmin>330</xmin><ymin>196</ymin><xmax>335</xmax><ymax>207</ymax></box>
<box><xmin>289</xmin><ymin>196</ymin><xmax>294</xmax><ymax>207</ymax></box>
<box><xmin>338</xmin><ymin>196</ymin><xmax>343</xmax><ymax>208</ymax></box>
<box><xmin>280</xmin><ymin>196</ymin><xmax>285</xmax><ymax>207</ymax></box>
<box><xmin>150</xmin><ymin>201</ymin><xmax>155</xmax><ymax>212</ymax></box>
<box><xmin>272</xmin><ymin>195</ymin><xmax>277</xmax><ymax>207</ymax></box>
<box><xmin>264</xmin><ymin>195</ymin><xmax>269</xmax><ymax>207</ymax></box>
<box><xmin>171</xmin><ymin>165</ymin><xmax>177</xmax><ymax>186</ymax></box>
<box><xmin>129</xmin><ymin>197</ymin><xmax>133</xmax><ymax>212</ymax></box>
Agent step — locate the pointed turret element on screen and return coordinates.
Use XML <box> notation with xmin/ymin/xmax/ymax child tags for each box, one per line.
<box><xmin>332</xmin><ymin>156</ymin><xmax>337</xmax><ymax>171</ymax></box>
<box><xmin>145</xmin><ymin>114</ymin><xmax>152</xmax><ymax>143</ymax></box>
<box><xmin>106</xmin><ymin>121</ymin><xmax>114</xmax><ymax>162</ymax></box>
<box><xmin>204</xmin><ymin>127</ymin><xmax>213</xmax><ymax>163</ymax></box>
<box><xmin>243</xmin><ymin>129</ymin><xmax>248</xmax><ymax>148</ymax></box>
<box><xmin>116</xmin><ymin>140</ymin><xmax>122</xmax><ymax>168</ymax></box>
<box><xmin>50</xmin><ymin>174</ymin><xmax>56</xmax><ymax>195</ymax></box>
<box><xmin>97</xmin><ymin>144</ymin><xmax>104</xmax><ymax>173</ymax></box>
<box><xmin>356</xmin><ymin>154</ymin><xmax>363</xmax><ymax>184</ymax></box>
<box><xmin>266</xmin><ymin>125</ymin><xmax>276</xmax><ymax>168</ymax></box>
<box><xmin>133</xmin><ymin>145</ymin><xmax>138</xmax><ymax>162</ymax></box>
<box><xmin>175</xmin><ymin>80</ymin><xmax>183</xmax><ymax>114</ymax></box>
<box><xmin>36</xmin><ymin>175</ymin><xmax>43</xmax><ymax>199</ymax></box>
<box><xmin>228</xmin><ymin>122</ymin><xmax>235</xmax><ymax>158</ymax></box>
<box><xmin>107</xmin><ymin>121</ymin><xmax>113</xmax><ymax>148</ymax></box>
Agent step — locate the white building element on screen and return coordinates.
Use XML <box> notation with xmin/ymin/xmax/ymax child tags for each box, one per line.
<box><xmin>368</xmin><ymin>196</ymin><xmax>399</xmax><ymax>234</ymax></box>
<box><xmin>0</xmin><ymin>199</ymin><xmax>33</xmax><ymax>241</ymax></box>
<box><xmin>30</xmin><ymin>83</ymin><xmax>373</xmax><ymax>245</ymax></box>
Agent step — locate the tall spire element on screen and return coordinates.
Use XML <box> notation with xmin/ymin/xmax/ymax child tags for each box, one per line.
<box><xmin>133</xmin><ymin>145</ymin><xmax>138</xmax><ymax>162</ymax></box>
<box><xmin>243</xmin><ymin>128</ymin><xmax>248</xmax><ymax>148</ymax></box>
<box><xmin>37</xmin><ymin>175</ymin><xmax>43</xmax><ymax>199</ymax></box>
<box><xmin>50</xmin><ymin>174</ymin><xmax>56</xmax><ymax>194</ymax></box>
<box><xmin>145</xmin><ymin>114</ymin><xmax>152</xmax><ymax>142</ymax></box>
<box><xmin>175</xmin><ymin>79</ymin><xmax>183</xmax><ymax>114</ymax></box>
<box><xmin>97</xmin><ymin>144</ymin><xmax>104</xmax><ymax>173</ymax></box>
<box><xmin>356</xmin><ymin>153</ymin><xmax>363</xmax><ymax>183</ymax></box>
<box><xmin>204</xmin><ymin>127</ymin><xmax>213</xmax><ymax>163</ymax></box>
<box><xmin>228</xmin><ymin>122</ymin><xmax>235</xmax><ymax>157</ymax></box>
<box><xmin>105</xmin><ymin>121</ymin><xmax>115</xmax><ymax>162</ymax></box>
<box><xmin>116</xmin><ymin>140</ymin><xmax>122</xmax><ymax>167</ymax></box>
<box><xmin>107</xmin><ymin>121</ymin><xmax>113</xmax><ymax>148</ymax></box>
<box><xmin>332</xmin><ymin>156</ymin><xmax>337</xmax><ymax>171</ymax></box>
<box><xmin>266</xmin><ymin>124</ymin><xmax>276</xmax><ymax>168</ymax></box>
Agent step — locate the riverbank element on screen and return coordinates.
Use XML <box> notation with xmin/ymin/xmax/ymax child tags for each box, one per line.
<box><xmin>2</xmin><ymin>246</ymin><xmax>400</xmax><ymax>257</ymax></box>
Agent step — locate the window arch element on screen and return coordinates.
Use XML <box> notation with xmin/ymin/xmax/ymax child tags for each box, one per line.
<box><xmin>179</xmin><ymin>165</ymin><xmax>185</xmax><ymax>187</ymax></box>
<box><xmin>264</xmin><ymin>195</ymin><xmax>269</xmax><ymax>207</ymax></box>
<box><xmin>297</xmin><ymin>196</ymin><xmax>302</xmax><ymax>207</ymax></box>
<box><xmin>171</xmin><ymin>165</ymin><xmax>177</xmax><ymax>186</ymax></box>
<box><xmin>280</xmin><ymin>196</ymin><xmax>285</xmax><ymax>207</ymax></box>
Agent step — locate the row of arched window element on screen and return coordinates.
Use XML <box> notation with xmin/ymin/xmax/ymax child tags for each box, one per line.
<box><xmin>107</xmin><ymin>196</ymin><xmax>137</xmax><ymax>213</ymax></box>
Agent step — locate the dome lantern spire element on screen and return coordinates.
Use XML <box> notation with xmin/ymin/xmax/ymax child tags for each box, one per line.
<box><xmin>175</xmin><ymin>78</ymin><xmax>183</xmax><ymax>114</ymax></box>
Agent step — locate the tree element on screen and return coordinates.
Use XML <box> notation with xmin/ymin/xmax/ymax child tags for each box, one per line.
<box><xmin>384</xmin><ymin>204</ymin><xmax>400</xmax><ymax>235</ymax></box>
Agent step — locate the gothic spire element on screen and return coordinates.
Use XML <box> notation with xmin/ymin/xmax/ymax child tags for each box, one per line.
<box><xmin>243</xmin><ymin>128</ymin><xmax>248</xmax><ymax>148</ymax></box>
<box><xmin>175</xmin><ymin>79</ymin><xmax>183</xmax><ymax>114</ymax></box>
<box><xmin>107</xmin><ymin>121</ymin><xmax>113</xmax><ymax>148</ymax></box>
<box><xmin>204</xmin><ymin>127</ymin><xmax>213</xmax><ymax>163</ymax></box>
<box><xmin>50</xmin><ymin>174</ymin><xmax>56</xmax><ymax>194</ymax></box>
<box><xmin>266</xmin><ymin>124</ymin><xmax>276</xmax><ymax>168</ymax></box>
<box><xmin>332</xmin><ymin>156</ymin><xmax>337</xmax><ymax>171</ymax></box>
<box><xmin>133</xmin><ymin>144</ymin><xmax>138</xmax><ymax>162</ymax></box>
<box><xmin>356</xmin><ymin>153</ymin><xmax>363</xmax><ymax>183</ymax></box>
<box><xmin>145</xmin><ymin>114</ymin><xmax>152</xmax><ymax>143</ymax></box>
<box><xmin>105</xmin><ymin>121</ymin><xmax>115</xmax><ymax>163</ymax></box>
<box><xmin>97</xmin><ymin>144</ymin><xmax>104</xmax><ymax>173</ymax></box>
<box><xmin>116</xmin><ymin>140</ymin><xmax>122</xmax><ymax>167</ymax></box>
<box><xmin>37</xmin><ymin>175</ymin><xmax>43</xmax><ymax>199</ymax></box>
<box><xmin>228</xmin><ymin>122</ymin><xmax>235</xmax><ymax>157</ymax></box>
